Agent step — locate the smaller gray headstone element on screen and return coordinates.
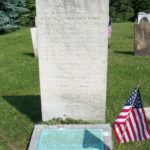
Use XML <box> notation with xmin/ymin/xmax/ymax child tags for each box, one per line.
<box><xmin>30</xmin><ymin>27</ymin><xmax>38</xmax><ymax>57</ymax></box>
<box><xmin>28</xmin><ymin>124</ymin><xmax>112</xmax><ymax>150</ymax></box>
<box><xmin>135</xmin><ymin>17</ymin><xmax>150</xmax><ymax>56</ymax></box>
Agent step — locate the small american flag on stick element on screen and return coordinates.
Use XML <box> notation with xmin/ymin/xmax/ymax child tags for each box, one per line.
<box><xmin>113</xmin><ymin>87</ymin><xmax>150</xmax><ymax>144</ymax></box>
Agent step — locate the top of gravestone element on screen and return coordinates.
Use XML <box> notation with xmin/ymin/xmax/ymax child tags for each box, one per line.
<box><xmin>36</xmin><ymin>0</ymin><xmax>109</xmax><ymax>16</ymax></box>
<box><xmin>138</xmin><ymin>12</ymin><xmax>146</xmax><ymax>15</ymax></box>
<box><xmin>138</xmin><ymin>12</ymin><xmax>150</xmax><ymax>24</ymax></box>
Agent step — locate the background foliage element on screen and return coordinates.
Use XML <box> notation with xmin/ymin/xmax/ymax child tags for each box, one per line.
<box><xmin>0</xmin><ymin>0</ymin><xmax>28</xmax><ymax>33</ymax></box>
<box><xmin>0</xmin><ymin>0</ymin><xmax>150</xmax><ymax>32</ymax></box>
<box><xmin>110</xmin><ymin>0</ymin><xmax>150</xmax><ymax>22</ymax></box>
<box><xmin>0</xmin><ymin>0</ymin><xmax>35</xmax><ymax>33</ymax></box>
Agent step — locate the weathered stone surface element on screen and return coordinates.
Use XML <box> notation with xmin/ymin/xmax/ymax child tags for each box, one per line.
<box><xmin>144</xmin><ymin>107</ymin><xmax>150</xmax><ymax>120</ymax></box>
<box><xmin>135</xmin><ymin>18</ymin><xmax>150</xmax><ymax>56</ymax></box>
<box><xmin>36</xmin><ymin>0</ymin><xmax>109</xmax><ymax>122</ymax></box>
<box><xmin>30</xmin><ymin>27</ymin><xmax>38</xmax><ymax>57</ymax></box>
<box><xmin>28</xmin><ymin>124</ymin><xmax>112</xmax><ymax>150</ymax></box>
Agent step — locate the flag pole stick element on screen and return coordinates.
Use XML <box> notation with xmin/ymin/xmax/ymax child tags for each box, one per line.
<box><xmin>117</xmin><ymin>81</ymin><xmax>140</xmax><ymax>150</ymax></box>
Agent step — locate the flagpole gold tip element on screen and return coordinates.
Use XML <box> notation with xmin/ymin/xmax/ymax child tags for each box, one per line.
<box><xmin>138</xmin><ymin>80</ymin><xmax>141</xmax><ymax>88</ymax></box>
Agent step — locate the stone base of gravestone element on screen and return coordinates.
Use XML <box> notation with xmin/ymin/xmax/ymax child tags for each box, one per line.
<box><xmin>134</xmin><ymin>18</ymin><xmax>150</xmax><ymax>56</ymax></box>
<box><xmin>144</xmin><ymin>107</ymin><xmax>150</xmax><ymax>120</ymax></box>
<box><xmin>30</xmin><ymin>27</ymin><xmax>38</xmax><ymax>57</ymax></box>
<box><xmin>28</xmin><ymin>124</ymin><xmax>112</xmax><ymax>150</ymax></box>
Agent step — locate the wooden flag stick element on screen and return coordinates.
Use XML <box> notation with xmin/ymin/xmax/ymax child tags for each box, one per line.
<box><xmin>117</xmin><ymin>81</ymin><xmax>140</xmax><ymax>150</ymax></box>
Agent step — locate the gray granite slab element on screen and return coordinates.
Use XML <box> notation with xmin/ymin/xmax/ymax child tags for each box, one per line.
<box><xmin>135</xmin><ymin>18</ymin><xmax>150</xmax><ymax>56</ymax></box>
<box><xmin>28</xmin><ymin>124</ymin><xmax>112</xmax><ymax>150</ymax></box>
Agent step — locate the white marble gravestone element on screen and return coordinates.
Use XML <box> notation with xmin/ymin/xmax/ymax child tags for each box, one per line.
<box><xmin>138</xmin><ymin>12</ymin><xmax>150</xmax><ymax>24</ymax></box>
<box><xmin>36</xmin><ymin>0</ymin><xmax>109</xmax><ymax>122</ymax></box>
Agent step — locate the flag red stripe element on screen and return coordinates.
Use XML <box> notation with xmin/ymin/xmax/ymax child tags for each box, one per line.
<box><xmin>117</xmin><ymin>116</ymin><xmax>128</xmax><ymax>119</ymax></box>
<box><xmin>113</xmin><ymin>88</ymin><xmax>150</xmax><ymax>143</ymax></box>
<box><xmin>136</xmin><ymin>109</ymin><xmax>147</xmax><ymax>140</ymax></box>
<box><xmin>118</xmin><ymin>124</ymin><xmax>126</xmax><ymax>143</ymax></box>
<box><xmin>113</xmin><ymin>125</ymin><xmax>121</xmax><ymax>143</ymax></box>
<box><xmin>121</xmin><ymin>109</ymin><xmax>130</xmax><ymax>112</ymax></box>
<box><xmin>132</xmin><ymin>110</ymin><xmax>142</xmax><ymax>140</ymax></box>
<box><xmin>125</xmin><ymin>123</ymin><xmax>132</xmax><ymax>141</ymax></box>
<box><xmin>134</xmin><ymin>109</ymin><xmax>145</xmax><ymax>140</ymax></box>
<box><xmin>130</xmin><ymin>111</ymin><xmax>140</xmax><ymax>140</ymax></box>
<box><xmin>128</xmin><ymin>117</ymin><xmax>136</xmax><ymax>141</ymax></box>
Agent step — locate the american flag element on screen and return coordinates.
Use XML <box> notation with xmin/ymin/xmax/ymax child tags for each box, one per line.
<box><xmin>113</xmin><ymin>88</ymin><xmax>150</xmax><ymax>143</ymax></box>
<box><xmin>108</xmin><ymin>19</ymin><xmax>112</xmax><ymax>38</ymax></box>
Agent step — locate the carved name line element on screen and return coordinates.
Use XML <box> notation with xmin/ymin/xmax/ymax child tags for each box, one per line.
<box><xmin>46</xmin><ymin>51</ymin><xmax>104</xmax><ymax>55</ymax></box>
<box><xmin>52</xmin><ymin>75</ymin><xmax>90</xmax><ymax>80</ymax></box>
<box><xmin>47</xmin><ymin>98</ymin><xmax>101</xmax><ymax>105</ymax></box>
<box><xmin>39</xmin><ymin>43</ymin><xmax>104</xmax><ymax>48</ymax></box>
<box><xmin>37</xmin><ymin>16</ymin><xmax>104</xmax><ymax>20</ymax></box>
<box><xmin>36</xmin><ymin>14</ymin><xmax>108</xmax><ymax>20</ymax></box>
<box><xmin>39</xmin><ymin>32</ymin><xmax>104</xmax><ymax>35</ymax></box>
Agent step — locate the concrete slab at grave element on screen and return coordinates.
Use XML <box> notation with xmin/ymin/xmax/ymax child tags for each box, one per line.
<box><xmin>28</xmin><ymin>124</ymin><xmax>112</xmax><ymax>150</ymax></box>
<box><xmin>36</xmin><ymin>0</ymin><xmax>109</xmax><ymax>122</ymax></box>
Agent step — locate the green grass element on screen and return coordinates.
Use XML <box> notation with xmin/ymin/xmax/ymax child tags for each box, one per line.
<box><xmin>107</xmin><ymin>22</ymin><xmax>150</xmax><ymax>149</ymax></box>
<box><xmin>0</xmin><ymin>28</ymin><xmax>40</xmax><ymax>150</ymax></box>
<box><xmin>0</xmin><ymin>23</ymin><xmax>150</xmax><ymax>149</ymax></box>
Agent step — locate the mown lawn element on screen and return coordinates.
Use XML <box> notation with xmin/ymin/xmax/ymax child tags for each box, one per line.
<box><xmin>107</xmin><ymin>22</ymin><xmax>150</xmax><ymax>150</ymax></box>
<box><xmin>0</xmin><ymin>22</ymin><xmax>150</xmax><ymax>149</ymax></box>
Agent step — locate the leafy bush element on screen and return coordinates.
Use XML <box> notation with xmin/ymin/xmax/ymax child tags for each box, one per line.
<box><xmin>0</xmin><ymin>0</ymin><xmax>28</xmax><ymax>33</ymax></box>
<box><xmin>110</xmin><ymin>0</ymin><xmax>150</xmax><ymax>22</ymax></box>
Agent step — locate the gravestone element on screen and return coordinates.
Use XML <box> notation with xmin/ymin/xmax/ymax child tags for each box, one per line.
<box><xmin>138</xmin><ymin>12</ymin><xmax>150</xmax><ymax>24</ymax></box>
<box><xmin>28</xmin><ymin>124</ymin><xmax>112</xmax><ymax>150</ymax></box>
<box><xmin>31</xmin><ymin>27</ymin><xmax>38</xmax><ymax>57</ymax></box>
<box><xmin>135</xmin><ymin>17</ymin><xmax>150</xmax><ymax>56</ymax></box>
<box><xmin>36</xmin><ymin>0</ymin><xmax>109</xmax><ymax>122</ymax></box>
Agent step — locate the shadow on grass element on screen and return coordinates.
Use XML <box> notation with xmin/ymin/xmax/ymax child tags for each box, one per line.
<box><xmin>2</xmin><ymin>95</ymin><xmax>42</xmax><ymax>123</ymax></box>
<box><xmin>23</xmin><ymin>52</ymin><xmax>34</xmax><ymax>57</ymax></box>
<box><xmin>83</xmin><ymin>130</ymin><xmax>111</xmax><ymax>150</ymax></box>
<box><xmin>114</xmin><ymin>50</ymin><xmax>134</xmax><ymax>56</ymax></box>
<box><xmin>127</xmin><ymin>36</ymin><xmax>134</xmax><ymax>39</ymax></box>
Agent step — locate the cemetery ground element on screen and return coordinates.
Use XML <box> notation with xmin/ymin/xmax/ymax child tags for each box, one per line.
<box><xmin>0</xmin><ymin>22</ymin><xmax>150</xmax><ymax>150</ymax></box>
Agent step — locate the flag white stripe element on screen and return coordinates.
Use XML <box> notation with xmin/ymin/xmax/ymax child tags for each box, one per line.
<box><xmin>115</xmin><ymin>118</ymin><xmax>127</xmax><ymax>122</ymax></box>
<box><xmin>119</xmin><ymin>112</ymin><xmax>129</xmax><ymax>116</ymax></box>
<box><xmin>123</xmin><ymin>106</ymin><xmax>132</xmax><ymax>109</ymax></box>
<box><xmin>134</xmin><ymin>109</ymin><xmax>144</xmax><ymax>140</ymax></box>
<box><xmin>130</xmin><ymin>112</ymin><xmax>140</xmax><ymax>140</ymax></box>
<box><xmin>139</xmin><ymin>109</ymin><xmax>150</xmax><ymax>139</ymax></box>
<box><xmin>114</xmin><ymin>125</ymin><xmax>123</xmax><ymax>142</ymax></box>
<box><xmin>113</xmin><ymin>89</ymin><xmax>150</xmax><ymax>143</ymax></box>
<box><xmin>126</xmin><ymin>120</ymin><xmax>135</xmax><ymax>141</ymax></box>
<box><xmin>121</xmin><ymin>125</ymin><xmax>129</xmax><ymax>142</ymax></box>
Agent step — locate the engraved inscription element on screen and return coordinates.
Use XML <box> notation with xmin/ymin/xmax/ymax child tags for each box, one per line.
<box><xmin>38</xmin><ymin>14</ymin><xmax>106</xmax><ymax>90</ymax></box>
<box><xmin>37</xmin><ymin>0</ymin><xmax>109</xmax><ymax>121</ymax></box>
